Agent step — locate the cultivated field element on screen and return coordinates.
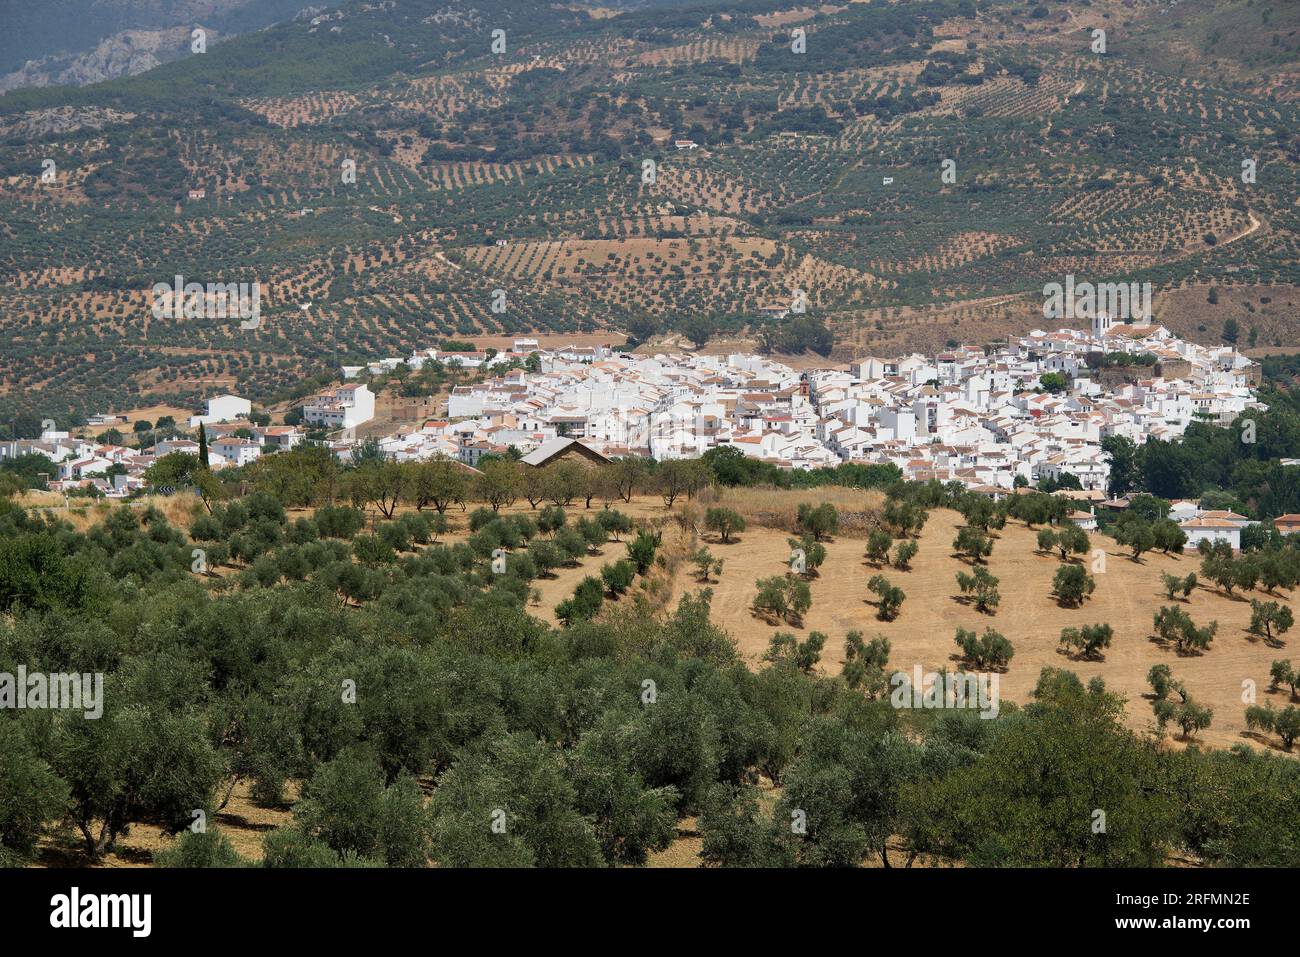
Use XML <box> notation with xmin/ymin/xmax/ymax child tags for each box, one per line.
<box><xmin>50</xmin><ymin>489</ymin><xmax>1298</xmax><ymax>752</ymax></box>
<box><xmin>658</xmin><ymin>498</ymin><xmax>1295</xmax><ymax>753</ymax></box>
<box><xmin>35</xmin><ymin>488</ymin><xmax>1299</xmax><ymax>869</ymax></box>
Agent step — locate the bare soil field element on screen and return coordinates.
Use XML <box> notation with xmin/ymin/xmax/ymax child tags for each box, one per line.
<box><xmin>1156</xmin><ymin>284</ymin><xmax>1300</xmax><ymax>349</ymax></box>
<box><xmin>659</xmin><ymin>505</ymin><xmax>1296</xmax><ymax>753</ymax></box>
<box><xmin>404</xmin><ymin>488</ymin><xmax>1298</xmax><ymax>754</ymax></box>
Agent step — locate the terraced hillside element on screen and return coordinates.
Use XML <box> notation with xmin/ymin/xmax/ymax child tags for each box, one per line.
<box><xmin>0</xmin><ymin>0</ymin><xmax>1297</xmax><ymax>425</ymax></box>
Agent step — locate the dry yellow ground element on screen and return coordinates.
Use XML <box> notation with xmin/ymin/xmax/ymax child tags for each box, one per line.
<box><xmin>660</xmin><ymin>505</ymin><xmax>1296</xmax><ymax>753</ymax></box>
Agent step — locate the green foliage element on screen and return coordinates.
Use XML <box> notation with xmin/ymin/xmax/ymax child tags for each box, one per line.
<box><xmin>704</xmin><ymin>507</ymin><xmax>746</xmax><ymax>544</ymax></box>
<box><xmin>841</xmin><ymin>631</ymin><xmax>890</xmax><ymax>696</ymax></box>
<box><xmin>952</xmin><ymin>526</ymin><xmax>993</xmax><ymax>564</ymax></box>
<box><xmin>906</xmin><ymin>672</ymin><xmax>1171</xmax><ymax>866</ymax></box>
<box><xmin>0</xmin><ymin>719</ymin><xmax>69</xmax><ymax>860</ymax></box>
<box><xmin>555</xmin><ymin>576</ymin><xmax>605</xmax><ymax>626</ymax></box>
<box><xmin>1050</xmin><ymin>563</ymin><xmax>1095</xmax><ymax>607</ymax></box>
<box><xmin>953</xmin><ymin>626</ymin><xmax>1014</xmax><ymax>670</ymax></box>
<box><xmin>1160</xmin><ymin>571</ymin><xmax>1198</xmax><ymax>600</ymax></box>
<box><xmin>1039</xmin><ymin>372</ymin><xmax>1067</xmax><ymax>393</ymax></box>
<box><xmin>155</xmin><ymin>827</ymin><xmax>249</xmax><ymax>868</ymax></box>
<box><xmin>954</xmin><ymin>565</ymin><xmax>999</xmax><ymax>613</ymax></box>
<box><xmin>1249</xmin><ymin>599</ymin><xmax>1293</xmax><ymax>640</ymax></box>
<box><xmin>691</xmin><ymin>547</ymin><xmax>723</xmax><ymax>583</ymax></box>
<box><xmin>625</xmin><ymin>529</ymin><xmax>660</xmax><ymax>574</ymax></box>
<box><xmin>865</xmin><ymin>529</ymin><xmax>893</xmax><ymax>565</ymax></box>
<box><xmin>600</xmin><ymin>560</ymin><xmax>635</xmax><ymax>597</ymax></box>
<box><xmin>1153</xmin><ymin>605</ymin><xmax>1217</xmax><ymax>654</ymax></box>
<box><xmin>752</xmin><ymin>575</ymin><xmax>812</xmax><ymax>626</ymax></box>
<box><xmin>796</xmin><ymin>503</ymin><xmax>839</xmax><ymax>542</ymax></box>
<box><xmin>867</xmin><ymin>574</ymin><xmax>904</xmax><ymax>621</ymax></box>
<box><xmin>1058</xmin><ymin>623</ymin><xmax>1114</xmax><ymax>661</ymax></box>
<box><xmin>1147</xmin><ymin>664</ymin><xmax>1180</xmax><ymax>702</ymax></box>
<box><xmin>1112</xmin><ymin>516</ymin><xmax>1155</xmax><ymax>560</ymax></box>
<box><xmin>1270</xmin><ymin>659</ymin><xmax>1299</xmax><ymax>696</ymax></box>
<box><xmin>763</xmin><ymin>631</ymin><xmax>826</xmax><ymax>674</ymax></box>
<box><xmin>1153</xmin><ymin>696</ymin><xmax>1214</xmax><ymax>740</ymax></box>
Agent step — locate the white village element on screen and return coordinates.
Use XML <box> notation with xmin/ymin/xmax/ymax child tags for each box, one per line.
<box><xmin>0</xmin><ymin>313</ymin><xmax>1268</xmax><ymax>551</ymax></box>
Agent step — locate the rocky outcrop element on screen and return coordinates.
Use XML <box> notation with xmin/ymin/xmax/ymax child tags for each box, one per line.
<box><xmin>0</xmin><ymin>25</ymin><xmax>216</xmax><ymax>93</ymax></box>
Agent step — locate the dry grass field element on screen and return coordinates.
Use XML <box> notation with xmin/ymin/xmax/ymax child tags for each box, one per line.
<box><xmin>333</xmin><ymin>488</ymin><xmax>1300</xmax><ymax>754</ymax></box>
<box><xmin>657</xmin><ymin>501</ymin><xmax>1296</xmax><ymax>754</ymax></box>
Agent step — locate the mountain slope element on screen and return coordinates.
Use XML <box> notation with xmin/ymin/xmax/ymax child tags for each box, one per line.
<box><xmin>0</xmin><ymin>0</ymin><xmax>308</xmax><ymax>88</ymax></box>
<box><xmin>0</xmin><ymin>0</ymin><xmax>1296</xmax><ymax>427</ymax></box>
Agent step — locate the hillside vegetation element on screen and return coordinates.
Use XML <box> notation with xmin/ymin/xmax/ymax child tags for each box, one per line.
<box><xmin>0</xmin><ymin>0</ymin><xmax>1297</xmax><ymax>424</ymax></box>
<box><xmin>4</xmin><ymin>459</ymin><xmax>1300</xmax><ymax>868</ymax></box>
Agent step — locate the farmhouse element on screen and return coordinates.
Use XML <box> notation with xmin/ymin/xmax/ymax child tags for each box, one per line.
<box><xmin>210</xmin><ymin>437</ymin><xmax>262</xmax><ymax>468</ymax></box>
<box><xmin>1274</xmin><ymin>514</ymin><xmax>1300</xmax><ymax>535</ymax></box>
<box><xmin>520</xmin><ymin>438</ymin><xmax>609</xmax><ymax>469</ymax></box>
<box><xmin>1179</xmin><ymin>517</ymin><xmax>1241</xmax><ymax>552</ymax></box>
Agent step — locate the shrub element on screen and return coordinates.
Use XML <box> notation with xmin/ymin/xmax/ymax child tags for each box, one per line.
<box><xmin>597</xmin><ymin>509</ymin><xmax>632</xmax><ymax>540</ymax></box>
<box><xmin>556</xmin><ymin>576</ymin><xmax>605</xmax><ymax>625</ymax></box>
<box><xmin>796</xmin><ymin>503</ymin><xmax>838</xmax><ymax>541</ymax></box>
<box><xmin>691</xmin><ymin>547</ymin><xmax>723</xmax><ymax>583</ymax></box>
<box><xmin>315</xmin><ymin>505</ymin><xmax>365</xmax><ymax>539</ymax></box>
<box><xmin>955</xmin><ymin>565</ymin><xmax>999</xmax><ymax>613</ymax></box>
<box><xmin>1050</xmin><ymin>563</ymin><xmax>1095</xmax><ymax>607</ymax></box>
<box><xmin>538</xmin><ymin>505</ymin><xmax>566</xmax><ymax>535</ymax></box>
<box><xmin>954</xmin><ymin>626</ymin><xmax>1014</xmax><ymax>670</ymax></box>
<box><xmin>705</xmin><ymin>507</ymin><xmax>746</xmax><ymax>543</ymax></box>
<box><xmin>626</xmin><ymin>529</ymin><xmax>660</xmax><ymax>573</ymax></box>
<box><xmin>601</xmin><ymin>560</ymin><xmax>635</xmax><ymax>596</ymax></box>
<box><xmin>867</xmin><ymin>574</ymin><xmax>904</xmax><ymax>621</ymax></box>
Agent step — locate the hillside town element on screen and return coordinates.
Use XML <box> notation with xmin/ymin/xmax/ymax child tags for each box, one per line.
<box><xmin>362</xmin><ymin>314</ymin><xmax>1262</xmax><ymax>492</ymax></box>
<box><xmin>0</xmin><ymin>316</ymin><xmax>1263</xmax><ymax>543</ymax></box>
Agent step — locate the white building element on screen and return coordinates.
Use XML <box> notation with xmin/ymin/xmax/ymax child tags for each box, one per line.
<box><xmin>341</xmin><ymin>328</ymin><xmax>1258</xmax><ymax>488</ymax></box>
<box><xmin>210</xmin><ymin>437</ymin><xmax>262</xmax><ymax>468</ymax></box>
<box><xmin>1180</xmin><ymin>518</ymin><xmax>1241</xmax><ymax>551</ymax></box>
<box><xmin>190</xmin><ymin>394</ymin><xmax>251</xmax><ymax>428</ymax></box>
<box><xmin>303</xmin><ymin>384</ymin><xmax>375</xmax><ymax>430</ymax></box>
